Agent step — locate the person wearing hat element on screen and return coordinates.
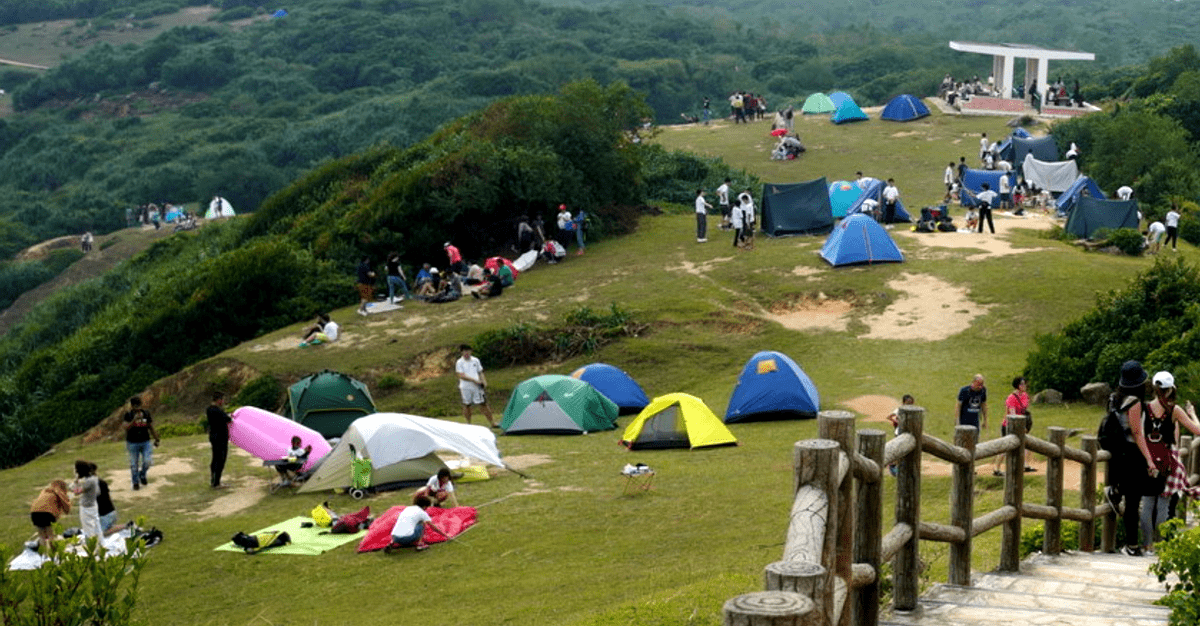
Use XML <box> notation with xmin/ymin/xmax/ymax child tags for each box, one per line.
<box><xmin>1106</xmin><ymin>361</ymin><xmax>1151</xmax><ymax>556</ymax></box>
<box><xmin>556</xmin><ymin>204</ymin><xmax>573</xmax><ymax>248</ymax></box>
<box><xmin>1133</xmin><ymin>371</ymin><xmax>1200</xmax><ymax>554</ymax></box>
<box><xmin>443</xmin><ymin>242</ymin><xmax>466</xmax><ymax>276</ymax></box>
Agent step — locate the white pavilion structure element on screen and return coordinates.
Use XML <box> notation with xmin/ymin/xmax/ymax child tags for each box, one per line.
<box><xmin>949</xmin><ymin>41</ymin><xmax>1095</xmax><ymax>100</ymax></box>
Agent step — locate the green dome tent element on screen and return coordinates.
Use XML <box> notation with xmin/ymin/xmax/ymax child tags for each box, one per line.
<box><xmin>501</xmin><ymin>375</ymin><xmax>619</xmax><ymax>435</ymax></box>
<box><xmin>283</xmin><ymin>370</ymin><xmax>377</xmax><ymax>438</ymax></box>
<box><xmin>801</xmin><ymin>92</ymin><xmax>836</xmax><ymax>114</ymax></box>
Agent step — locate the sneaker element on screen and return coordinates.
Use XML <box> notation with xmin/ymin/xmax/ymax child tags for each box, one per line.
<box><xmin>1121</xmin><ymin>545</ymin><xmax>1143</xmax><ymax>557</ymax></box>
<box><xmin>415</xmin><ymin>544</ymin><xmax>429</xmax><ymax>552</ymax></box>
<box><xmin>384</xmin><ymin>543</ymin><xmax>398</xmax><ymax>554</ymax></box>
<box><xmin>697</xmin><ymin>238</ymin><xmax>707</xmax><ymax>243</ymax></box>
<box><xmin>992</xmin><ymin>470</ymin><xmax>1003</xmax><ymax>477</ymax></box>
<box><xmin>140</xmin><ymin>476</ymin><xmax>148</xmax><ymax>486</ymax></box>
<box><xmin>1104</xmin><ymin>486</ymin><xmax>1120</xmax><ymax>512</ymax></box>
<box><xmin>299</xmin><ymin>342</ymin><xmax>308</xmax><ymax>348</ymax></box>
<box><xmin>1024</xmin><ymin>466</ymin><xmax>1037</xmax><ymax>473</ymax></box>
<box><xmin>357</xmin><ymin>308</ymin><xmax>368</xmax><ymax>316</ymax></box>
<box><xmin>132</xmin><ymin>483</ymin><xmax>140</xmax><ymax>491</ymax></box>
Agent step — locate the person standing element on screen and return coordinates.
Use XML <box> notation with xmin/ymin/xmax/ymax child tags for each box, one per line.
<box><xmin>731</xmin><ymin>197</ymin><xmax>746</xmax><ymax>249</ymax></box>
<box><xmin>694</xmin><ymin>189</ymin><xmax>711</xmax><ymax>243</ymax></box>
<box><xmin>71</xmin><ymin>460</ymin><xmax>102</xmax><ymax>538</ymax></box>
<box><xmin>994</xmin><ymin>377</ymin><xmax>1035</xmax><ymax>476</ymax></box>
<box><xmin>444</xmin><ymin>242</ymin><xmax>466</xmax><ymax>276</ymax></box>
<box><xmin>701</xmin><ymin>97</ymin><xmax>711</xmax><ymax>125</ymax></box>
<box><xmin>1132</xmin><ymin>371</ymin><xmax>1200</xmax><ymax>554</ymax></box>
<box><xmin>1117</xmin><ymin>185</ymin><xmax>1133</xmax><ymax>201</ymax></box>
<box><xmin>974</xmin><ymin>183</ymin><xmax>998</xmax><ymax>234</ymax></box>
<box><xmin>943</xmin><ymin>162</ymin><xmax>955</xmax><ymax>201</ymax></box>
<box><xmin>882</xmin><ymin>179</ymin><xmax>900</xmax><ymax>224</ymax></box>
<box><xmin>123</xmin><ymin>396</ymin><xmax>159</xmax><ymax>490</ymax></box>
<box><xmin>1165</xmin><ymin>204</ymin><xmax>1181</xmax><ymax>251</ymax></box>
<box><xmin>1107</xmin><ymin>361</ymin><xmax>1149</xmax><ymax>556</ymax></box>
<box><xmin>355</xmin><ymin>255</ymin><xmax>375</xmax><ymax>316</ymax></box>
<box><xmin>998</xmin><ymin>174</ymin><xmax>1012</xmax><ymax>211</ymax></box>
<box><xmin>455</xmin><ymin>344</ymin><xmax>496</xmax><ymax>428</ymax></box>
<box><xmin>207</xmin><ymin>391</ymin><xmax>233</xmax><ymax>489</ymax></box>
<box><xmin>979</xmin><ymin>132</ymin><xmax>989</xmax><ymax>163</ymax></box>
<box><xmin>717</xmin><ymin>178</ymin><xmax>732</xmax><ymax>231</ymax></box>
<box><xmin>738</xmin><ymin>189</ymin><xmax>756</xmax><ymax>248</ymax></box>
<box><xmin>385</xmin><ymin>252</ymin><xmax>410</xmax><ymax>305</ymax></box>
<box><xmin>955</xmin><ymin>374</ymin><xmax>988</xmax><ymax>431</ymax></box>
<box><xmin>571</xmin><ymin>210</ymin><xmax>586</xmax><ymax>255</ymax></box>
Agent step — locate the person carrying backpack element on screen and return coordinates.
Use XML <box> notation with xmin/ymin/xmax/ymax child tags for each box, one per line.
<box><xmin>1102</xmin><ymin>361</ymin><xmax>1152</xmax><ymax>556</ymax></box>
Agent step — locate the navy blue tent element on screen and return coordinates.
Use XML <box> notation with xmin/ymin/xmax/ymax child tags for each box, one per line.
<box><xmin>1064</xmin><ymin>197</ymin><xmax>1139</xmax><ymax>239</ymax></box>
<box><xmin>1012</xmin><ymin>135</ymin><xmax>1058</xmax><ymax>165</ymax></box>
<box><xmin>845</xmin><ymin>179</ymin><xmax>912</xmax><ymax>223</ymax></box>
<box><xmin>1055</xmin><ymin>176</ymin><xmax>1105</xmax><ymax>215</ymax></box>
<box><xmin>760</xmin><ymin>179</ymin><xmax>835</xmax><ymax>236</ymax></box>
<box><xmin>831</xmin><ymin>98</ymin><xmax>868</xmax><ymax>124</ymax></box>
<box><xmin>880</xmin><ymin>95</ymin><xmax>930</xmax><ymax>121</ymax></box>
<box><xmin>272</xmin><ymin>8</ymin><xmax>288</xmax><ymax>17</ymax></box>
<box><xmin>569</xmin><ymin>363</ymin><xmax>649</xmax><ymax>416</ymax></box>
<box><xmin>725</xmin><ymin>351</ymin><xmax>820</xmax><ymax>423</ymax></box>
<box><xmin>959</xmin><ymin>169</ymin><xmax>1015</xmax><ymax>208</ymax></box>
<box><xmin>820</xmin><ymin>214</ymin><xmax>904</xmax><ymax>266</ymax></box>
<box><xmin>997</xmin><ymin>128</ymin><xmax>1032</xmax><ymax>163</ymax></box>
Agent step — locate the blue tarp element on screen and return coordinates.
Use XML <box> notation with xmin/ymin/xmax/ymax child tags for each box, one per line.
<box><xmin>880</xmin><ymin>94</ymin><xmax>930</xmax><ymax>121</ymax></box>
<box><xmin>1056</xmin><ymin>176</ymin><xmax>1106</xmax><ymax>215</ymax></box>
<box><xmin>844</xmin><ymin>179</ymin><xmax>912</xmax><ymax>223</ymax></box>
<box><xmin>1064</xmin><ymin>197</ymin><xmax>1139</xmax><ymax>239</ymax></box>
<box><xmin>828</xmin><ymin>91</ymin><xmax>853</xmax><ymax>108</ymax></box>
<box><xmin>831</xmin><ymin>98</ymin><xmax>868</xmax><ymax>124</ymax></box>
<box><xmin>724</xmin><ymin>351</ymin><xmax>820</xmax><ymax>423</ymax></box>
<box><xmin>569</xmin><ymin>363</ymin><xmax>649</xmax><ymax>416</ymax></box>
<box><xmin>760</xmin><ymin>178</ymin><xmax>835</xmax><ymax>236</ymax></box>
<box><xmin>959</xmin><ymin>169</ymin><xmax>1015</xmax><ymax>208</ymax></box>
<box><xmin>272</xmin><ymin>9</ymin><xmax>288</xmax><ymax>17</ymax></box>
<box><xmin>820</xmin><ymin>214</ymin><xmax>904</xmax><ymax>266</ymax></box>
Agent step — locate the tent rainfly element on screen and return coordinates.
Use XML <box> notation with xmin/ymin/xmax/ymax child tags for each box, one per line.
<box><xmin>820</xmin><ymin>214</ymin><xmax>904</xmax><ymax>267</ymax></box>
<box><xmin>760</xmin><ymin>178</ymin><xmax>835</xmax><ymax>237</ymax></box>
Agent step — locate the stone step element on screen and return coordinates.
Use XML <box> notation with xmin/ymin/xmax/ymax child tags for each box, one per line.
<box><xmin>880</xmin><ymin>552</ymin><xmax>1171</xmax><ymax>626</ymax></box>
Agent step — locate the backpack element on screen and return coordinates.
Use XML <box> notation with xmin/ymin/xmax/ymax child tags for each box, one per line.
<box><xmin>329</xmin><ymin>506</ymin><xmax>372</xmax><ymax>534</ymax></box>
<box><xmin>1098</xmin><ymin>395</ymin><xmax>1137</xmax><ymax>453</ymax></box>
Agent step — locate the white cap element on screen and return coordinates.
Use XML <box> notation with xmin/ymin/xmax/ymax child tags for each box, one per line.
<box><xmin>1152</xmin><ymin>371</ymin><xmax>1175</xmax><ymax>389</ymax></box>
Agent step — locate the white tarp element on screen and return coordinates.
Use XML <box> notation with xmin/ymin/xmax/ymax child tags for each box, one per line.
<box><xmin>513</xmin><ymin>249</ymin><xmax>538</xmax><ymax>273</ymax></box>
<box><xmin>1022</xmin><ymin>154</ymin><xmax>1079</xmax><ymax>193</ymax></box>
<box><xmin>297</xmin><ymin>413</ymin><xmax>505</xmax><ymax>493</ymax></box>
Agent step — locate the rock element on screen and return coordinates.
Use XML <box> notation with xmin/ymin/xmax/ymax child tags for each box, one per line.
<box><xmin>1079</xmin><ymin>382</ymin><xmax>1112</xmax><ymax>406</ymax></box>
<box><xmin>1033</xmin><ymin>389</ymin><xmax>1063</xmax><ymax>405</ymax></box>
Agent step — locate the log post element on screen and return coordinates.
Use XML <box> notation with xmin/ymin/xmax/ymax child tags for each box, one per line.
<box><xmin>788</xmin><ymin>439</ymin><xmax>841</xmax><ymax>623</ymax></box>
<box><xmin>724</xmin><ymin>591</ymin><xmax>815</xmax><ymax>626</ymax></box>
<box><xmin>819</xmin><ymin>409</ymin><xmax>856</xmax><ymax>626</ymax></box>
<box><xmin>949</xmin><ymin>425</ymin><xmax>977</xmax><ymax>585</ymax></box>
<box><xmin>1079</xmin><ymin>436</ymin><xmax>1099</xmax><ymax>552</ymax></box>
<box><xmin>1000</xmin><ymin>415</ymin><xmax>1025</xmax><ymax>572</ymax></box>
<box><xmin>765</xmin><ymin>560</ymin><xmax>826</xmax><ymax>598</ymax></box>
<box><xmin>893</xmin><ymin>405</ymin><xmax>924</xmax><ymax>611</ymax></box>
<box><xmin>1043</xmin><ymin>427</ymin><xmax>1067</xmax><ymax>555</ymax></box>
<box><xmin>854</xmin><ymin>430</ymin><xmax>885</xmax><ymax>626</ymax></box>
<box><xmin>1180</xmin><ymin>435</ymin><xmax>1193</xmax><ymax>515</ymax></box>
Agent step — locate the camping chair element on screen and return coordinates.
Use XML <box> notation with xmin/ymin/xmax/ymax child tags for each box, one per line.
<box><xmin>264</xmin><ymin>458</ymin><xmax>307</xmax><ymax>494</ymax></box>
<box><xmin>621</xmin><ymin>463</ymin><xmax>655</xmax><ymax>495</ymax></box>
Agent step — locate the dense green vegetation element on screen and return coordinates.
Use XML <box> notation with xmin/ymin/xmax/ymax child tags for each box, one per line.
<box><xmin>1024</xmin><ymin>257</ymin><xmax>1200</xmax><ymax>400</ymax></box>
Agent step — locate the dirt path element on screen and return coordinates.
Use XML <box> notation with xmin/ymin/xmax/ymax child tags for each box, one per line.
<box><xmin>0</xmin><ymin>58</ymin><xmax>49</xmax><ymax>70</ymax></box>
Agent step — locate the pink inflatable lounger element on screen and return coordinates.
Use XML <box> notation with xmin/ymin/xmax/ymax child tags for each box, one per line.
<box><xmin>230</xmin><ymin>406</ymin><xmax>331</xmax><ymax>472</ymax></box>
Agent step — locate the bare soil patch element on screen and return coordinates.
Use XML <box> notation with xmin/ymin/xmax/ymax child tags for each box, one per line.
<box><xmin>765</xmin><ymin>294</ymin><xmax>854</xmax><ymax>332</ymax></box>
<box><xmin>504</xmin><ymin>454</ymin><xmax>553</xmax><ymax>471</ymax></box>
<box><xmin>896</xmin><ymin>212</ymin><xmax>1055</xmax><ymax>262</ymax></box>
<box><xmin>858</xmin><ymin>273</ymin><xmax>989</xmax><ymax>341</ymax></box>
<box><xmin>843</xmin><ymin>395</ymin><xmax>901</xmax><ymax>422</ymax></box>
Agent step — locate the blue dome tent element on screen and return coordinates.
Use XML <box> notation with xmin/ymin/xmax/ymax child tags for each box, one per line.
<box><xmin>831</xmin><ymin>97</ymin><xmax>868</xmax><ymax>124</ymax></box>
<box><xmin>844</xmin><ymin>179</ymin><xmax>912</xmax><ymax>223</ymax></box>
<box><xmin>828</xmin><ymin>91</ymin><xmax>853</xmax><ymax>108</ymax></box>
<box><xmin>725</xmin><ymin>351</ymin><xmax>820</xmax><ymax>423</ymax></box>
<box><xmin>820</xmin><ymin>214</ymin><xmax>904</xmax><ymax>267</ymax></box>
<box><xmin>569</xmin><ymin>363</ymin><xmax>650</xmax><ymax>415</ymax></box>
<box><xmin>880</xmin><ymin>94</ymin><xmax>930</xmax><ymax>121</ymax></box>
<box><xmin>828</xmin><ymin>181</ymin><xmax>863</xmax><ymax>218</ymax></box>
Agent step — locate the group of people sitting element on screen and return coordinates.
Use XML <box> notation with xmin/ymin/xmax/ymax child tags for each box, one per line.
<box><xmin>770</xmin><ymin>132</ymin><xmax>806</xmax><ymax>160</ymax></box>
<box><xmin>941</xmin><ymin>74</ymin><xmax>995</xmax><ymax>105</ymax></box>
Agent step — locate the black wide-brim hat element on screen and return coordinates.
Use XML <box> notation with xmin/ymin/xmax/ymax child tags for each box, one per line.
<box><xmin>1119</xmin><ymin>360</ymin><xmax>1148</xmax><ymax>389</ymax></box>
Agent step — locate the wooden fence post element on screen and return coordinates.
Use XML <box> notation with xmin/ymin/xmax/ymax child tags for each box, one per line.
<box><xmin>1000</xmin><ymin>415</ymin><xmax>1025</xmax><ymax>572</ymax></box>
<box><xmin>949</xmin><ymin>425</ymin><xmax>977</xmax><ymax>585</ymax></box>
<box><xmin>854</xmin><ymin>429</ymin><xmax>885</xmax><ymax>626</ymax></box>
<box><xmin>1180</xmin><ymin>435</ymin><xmax>1194</xmax><ymax>515</ymax></box>
<box><xmin>1079</xmin><ymin>436</ymin><xmax>1098</xmax><ymax>552</ymax></box>
<box><xmin>893</xmin><ymin>405</ymin><xmax>924</xmax><ymax>611</ymax></box>
<box><xmin>788</xmin><ymin>439</ymin><xmax>842</xmax><ymax>624</ymax></box>
<box><xmin>819</xmin><ymin>409</ymin><xmax>856</xmax><ymax>626</ymax></box>
<box><xmin>1043</xmin><ymin>427</ymin><xmax>1067</xmax><ymax>555</ymax></box>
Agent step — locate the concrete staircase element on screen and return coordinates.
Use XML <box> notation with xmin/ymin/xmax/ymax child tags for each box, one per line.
<box><xmin>882</xmin><ymin>551</ymin><xmax>1172</xmax><ymax>626</ymax></box>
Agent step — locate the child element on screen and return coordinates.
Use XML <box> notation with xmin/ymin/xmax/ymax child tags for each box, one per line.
<box><xmin>885</xmin><ymin>395</ymin><xmax>916</xmax><ymax>477</ymax></box>
<box><xmin>276</xmin><ymin>437</ymin><xmax>312</xmax><ymax>485</ymax></box>
<box><xmin>964</xmin><ymin>207</ymin><xmax>979</xmax><ymax>232</ymax></box>
<box><xmin>415</xmin><ymin>468</ymin><xmax>459</xmax><ymax>507</ymax></box>
<box><xmin>384</xmin><ymin>495</ymin><xmax>450</xmax><ymax>553</ymax></box>
<box><xmin>300</xmin><ymin>313</ymin><xmax>338</xmax><ymax>347</ymax></box>
<box><xmin>72</xmin><ymin>460</ymin><xmax>102</xmax><ymax>538</ymax></box>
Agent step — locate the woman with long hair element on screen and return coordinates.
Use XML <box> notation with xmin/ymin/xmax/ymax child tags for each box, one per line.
<box><xmin>1134</xmin><ymin>371</ymin><xmax>1200</xmax><ymax>553</ymax></box>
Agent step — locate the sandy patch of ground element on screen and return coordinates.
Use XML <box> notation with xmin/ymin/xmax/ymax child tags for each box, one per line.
<box><xmin>193</xmin><ymin>448</ymin><xmax>270</xmax><ymax>520</ymax></box>
<box><xmin>504</xmin><ymin>454</ymin><xmax>553</xmax><ymax>471</ymax></box>
<box><xmin>843</xmin><ymin>395</ymin><xmax>901</xmax><ymax>422</ymax></box>
<box><xmin>765</xmin><ymin>296</ymin><xmax>853</xmax><ymax>332</ymax></box>
<box><xmin>790</xmin><ymin>265</ymin><xmax>823</xmax><ymax>278</ymax></box>
<box><xmin>666</xmin><ymin>256</ymin><xmax>735</xmax><ymax>276</ymax></box>
<box><xmin>896</xmin><ymin>211</ymin><xmax>1055</xmax><ymax>262</ymax></box>
<box><xmin>858</xmin><ymin>273</ymin><xmax>989</xmax><ymax>341</ymax></box>
<box><xmin>105</xmin><ymin>453</ymin><xmax>194</xmax><ymax>500</ymax></box>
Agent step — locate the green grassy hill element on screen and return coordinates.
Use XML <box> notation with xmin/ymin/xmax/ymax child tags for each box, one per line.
<box><xmin>2</xmin><ymin>106</ymin><xmax>1182</xmax><ymax>625</ymax></box>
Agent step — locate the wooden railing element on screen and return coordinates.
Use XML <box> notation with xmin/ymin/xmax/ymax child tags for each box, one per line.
<box><xmin>722</xmin><ymin>406</ymin><xmax>1200</xmax><ymax>626</ymax></box>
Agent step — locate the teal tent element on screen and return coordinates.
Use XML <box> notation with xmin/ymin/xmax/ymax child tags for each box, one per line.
<box><xmin>760</xmin><ymin>178</ymin><xmax>834</xmax><ymax>237</ymax></box>
<box><xmin>1064</xmin><ymin>197</ymin><xmax>1139</xmax><ymax>240</ymax></box>
<box><xmin>801</xmin><ymin>92</ymin><xmax>836</xmax><ymax>114</ymax></box>
<box><xmin>831</xmin><ymin>98</ymin><xmax>868</xmax><ymax>124</ymax></box>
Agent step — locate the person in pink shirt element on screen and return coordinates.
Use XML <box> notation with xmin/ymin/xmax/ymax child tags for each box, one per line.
<box><xmin>994</xmin><ymin>376</ymin><xmax>1035</xmax><ymax>476</ymax></box>
<box><xmin>444</xmin><ymin>242</ymin><xmax>465</xmax><ymax>276</ymax></box>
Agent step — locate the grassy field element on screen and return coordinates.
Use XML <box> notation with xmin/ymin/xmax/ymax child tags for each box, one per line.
<box><xmin>0</xmin><ymin>6</ymin><xmax>262</xmax><ymax>70</ymax></box>
<box><xmin>3</xmin><ymin>106</ymin><xmax>1189</xmax><ymax>625</ymax></box>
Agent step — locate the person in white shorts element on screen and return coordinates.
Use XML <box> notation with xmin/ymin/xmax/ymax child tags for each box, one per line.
<box><xmin>455</xmin><ymin>344</ymin><xmax>497</xmax><ymax>428</ymax></box>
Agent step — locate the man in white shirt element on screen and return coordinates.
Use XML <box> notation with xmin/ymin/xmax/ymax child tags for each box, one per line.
<box><xmin>455</xmin><ymin>344</ymin><xmax>496</xmax><ymax>427</ymax></box>
<box><xmin>1147</xmin><ymin>221</ymin><xmax>1166</xmax><ymax>254</ymax></box>
<box><xmin>979</xmin><ymin>132</ymin><xmax>989</xmax><ymax>162</ymax></box>
<box><xmin>975</xmin><ymin>183</ymin><xmax>998</xmax><ymax>234</ymax></box>
<box><xmin>694</xmin><ymin>189</ymin><xmax>711</xmax><ymax>243</ymax></box>
<box><xmin>385</xmin><ymin>495</ymin><xmax>450</xmax><ymax>553</ymax></box>
<box><xmin>300</xmin><ymin>314</ymin><xmax>338</xmax><ymax>347</ymax></box>
<box><xmin>716</xmin><ymin>178</ymin><xmax>732</xmax><ymax>230</ymax></box>
<box><xmin>998</xmin><ymin>175</ymin><xmax>1012</xmax><ymax>211</ymax></box>
<box><xmin>1165</xmin><ymin>206</ymin><xmax>1182</xmax><ymax>251</ymax></box>
<box><xmin>1117</xmin><ymin>185</ymin><xmax>1133</xmax><ymax>201</ymax></box>
<box><xmin>882</xmin><ymin>179</ymin><xmax>901</xmax><ymax>224</ymax></box>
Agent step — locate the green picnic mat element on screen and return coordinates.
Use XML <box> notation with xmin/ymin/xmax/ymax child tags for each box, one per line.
<box><xmin>214</xmin><ymin>516</ymin><xmax>366</xmax><ymax>555</ymax></box>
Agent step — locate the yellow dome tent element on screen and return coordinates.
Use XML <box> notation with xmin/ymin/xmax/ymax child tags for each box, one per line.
<box><xmin>620</xmin><ymin>393</ymin><xmax>737</xmax><ymax>450</ymax></box>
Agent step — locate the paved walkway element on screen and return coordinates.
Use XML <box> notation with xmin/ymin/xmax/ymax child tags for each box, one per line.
<box><xmin>883</xmin><ymin>551</ymin><xmax>1171</xmax><ymax>626</ymax></box>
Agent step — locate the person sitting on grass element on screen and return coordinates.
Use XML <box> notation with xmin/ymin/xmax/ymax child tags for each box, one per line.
<box><xmin>384</xmin><ymin>495</ymin><xmax>450</xmax><ymax>553</ymax></box>
<box><xmin>415</xmin><ymin>468</ymin><xmax>459</xmax><ymax>507</ymax></box>
<box><xmin>471</xmin><ymin>268</ymin><xmax>505</xmax><ymax>299</ymax></box>
<box><xmin>300</xmin><ymin>313</ymin><xmax>338</xmax><ymax>347</ymax></box>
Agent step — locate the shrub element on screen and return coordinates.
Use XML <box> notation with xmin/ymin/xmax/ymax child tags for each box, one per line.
<box><xmin>375</xmin><ymin>374</ymin><xmax>405</xmax><ymax>393</ymax></box>
<box><xmin>0</xmin><ymin>537</ymin><xmax>147</xmax><ymax>625</ymax></box>
<box><xmin>234</xmin><ymin>374</ymin><xmax>283</xmax><ymax>412</ymax></box>
<box><xmin>1150</xmin><ymin>517</ymin><xmax>1200</xmax><ymax>626</ymax></box>
<box><xmin>1107</xmin><ymin>228</ymin><xmax>1146</xmax><ymax>256</ymax></box>
<box><xmin>473</xmin><ymin>304</ymin><xmax>645</xmax><ymax>368</ymax></box>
